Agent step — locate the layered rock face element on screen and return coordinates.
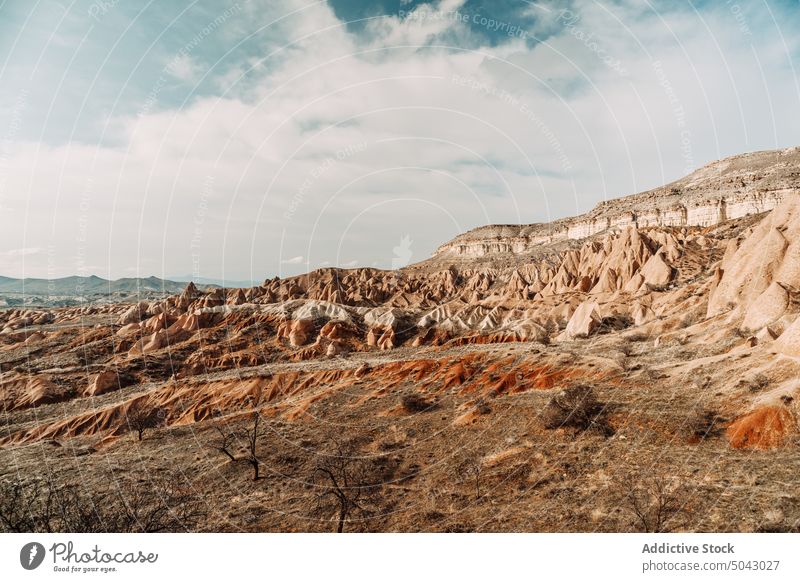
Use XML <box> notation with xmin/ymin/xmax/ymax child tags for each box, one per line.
<box><xmin>435</xmin><ymin>147</ymin><xmax>800</xmax><ymax>259</ymax></box>
<box><xmin>708</xmin><ymin>196</ymin><xmax>800</xmax><ymax>314</ymax></box>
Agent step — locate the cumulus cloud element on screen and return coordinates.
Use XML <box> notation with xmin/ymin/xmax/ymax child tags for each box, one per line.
<box><xmin>1</xmin><ymin>0</ymin><xmax>798</xmax><ymax>279</ymax></box>
<box><xmin>166</xmin><ymin>54</ymin><xmax>202</xmax><ymax>83</ymax></box>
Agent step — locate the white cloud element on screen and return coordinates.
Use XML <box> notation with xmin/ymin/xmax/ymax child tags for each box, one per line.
<box><xmin>166</xmin><ymin>54</ymin><xmax>201</xmax><ymax>83</ymax></box>
<box><xmin>1</xmin><ymin>0</ymin><xmax>799</xmax><ymax>279</ymax></box>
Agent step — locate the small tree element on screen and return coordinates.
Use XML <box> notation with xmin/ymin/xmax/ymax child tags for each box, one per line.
<box><xmin>125</xmin><ymin>402</ymin><xmax>164</xmax><ymax>441</ymax></box>
<box><xmin>210</xmin><ymin>411</ymin><xmax>266</xmax><ymax>481</ymax></box>
<box><xmin>242</xmin><ymin>412</ymin><xmax>263</xmax><ymax>481</ymax></box>
<box><xmin>212</xmin><ymin>426</ymin><xmax>238</xmax><ymax>462</ymax></box>
<box><xmin>618</xmin><ymin>469</ymin><xmax>688</xmax><ymax>533</ymax></box>
<box><xmin>454</xmin><ymin>458</ymin><xmax>482</xmax><ymax>500</ymax></box>
<box><xmin>309</xmin><ymin>440</ymin><xmax>382</xmax><ymax>533</ymax></box>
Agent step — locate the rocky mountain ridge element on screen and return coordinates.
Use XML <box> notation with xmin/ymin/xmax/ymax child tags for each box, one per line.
<box><xmin>434</xmin><ymin>147</ymin><xmax>800</xmax><ymax>260</ymax></box>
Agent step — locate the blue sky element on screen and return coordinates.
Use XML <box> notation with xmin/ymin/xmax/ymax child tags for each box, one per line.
<box><xmin>1</xmin><ymin>0</ymin><xmax>799</xmax><ymax>281</ymax></box>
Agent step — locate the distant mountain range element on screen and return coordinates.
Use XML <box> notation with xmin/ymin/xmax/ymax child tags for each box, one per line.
<box><xmin>168</xmin><ymin>275</ymin><xmax>261</xmax><ymax>288</ymax></box>
<box><xmin>0</xmin><ymin>275</ymin><xmax>207</xmax><ymax>296</ymax></box>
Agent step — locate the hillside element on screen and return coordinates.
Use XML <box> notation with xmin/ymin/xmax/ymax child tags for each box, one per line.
<box><xmin>1</xmin><ymin>150</ymin><xmax>800</xmax><ymax>534</ymax></box>
<box><xmin>0</xmin><ymin>275</ymin><xmax>208</xmax><ymax>297</ymax></box>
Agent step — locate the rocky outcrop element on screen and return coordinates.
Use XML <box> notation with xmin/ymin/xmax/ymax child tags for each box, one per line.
<box><xmin>708</xmin><ymin>194</ymin><xmax>800</xmax><ymax>318</ymax></box>
<box><xmin>741</xmin><ymin>282</ymin><xmax>790</xmax><ymax>333</ymax></box>
<box><xmin>85</xmin><ymin>371</ymin><xmax>120</xmax><ymax>397</ymax></box>
<box><xmin>564</xmin><ymin>301</ymin><xmax>600</xmax><ymax>339</ymax></box>
<box><xmin>0</xmin><ymin>373</ymin><xmax>61</xmax><ymax>411</ymax></box>
<box><xmin>434</xmin><ymin>147</ymin><xmax>799</xmax><ymax>260</ymax></box>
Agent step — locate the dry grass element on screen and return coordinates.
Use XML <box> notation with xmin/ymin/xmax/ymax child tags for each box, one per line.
<box><xmin>2</xmin><ymin>312</ymin><xmax>800</xmax><ymax>533</ymax></box>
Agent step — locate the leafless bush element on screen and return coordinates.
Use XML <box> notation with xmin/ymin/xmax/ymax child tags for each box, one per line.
<box><xmin>401</xmin><ymin>393</ymin><xmax>436</xmax><ymax>413</ymax></box>
<box><xmin>647</xmin><ymin>283</ymin><xmax>670</xmax><ymax>293</ymax></box>
<box><xmin>308</xmin><ymin>440</ymin><xmax>385</xmax><ymax>533</ymax></box>
<box><xmin>210</xmin><ymin>411</ymin><xmax>266</xmax><ymax>480</ymax></box>
<box><xmin>618</xmin><ymin>469</ymin><xmax>688</xmax><ymax>533</ymax></box>
<box><xmin>0</xmin><ymin>479</ymin><xmax>45</xmax><ymax>532</ymax></box>
<box><xmin>679</xmin><ymin>312</ymin><xmax>700</xmax><ymax>329</ymax></box>
<box><xmin>675</xmin><ymin>334</ymin><xmax>690</xmax><ymax>346</ymax></box>
<box><xmin>542</xmin><ymin>385</ymin><xmax>612</xmax><ymax>435</ymax></box>
<box><xmin>627</xmin><ymin>332</ymin><xmax>650</xmax><ymax>343</ymax></box>
<box><xmin>0</xmin><ymin>473</ymin><xmax>206</xmax><ymax>533</ymax></box>
<box><xmin>737</xmin><ymin>373</ymin><xmax>770</xmax><ymax>393</ymax></box>
<box><xmin>693</xmin><ymin>376</ymin><xmax>711</xmax><ymax>390</ymax></box>
<box><xmin>454</xmin><ymin>458</ymin><xmax>482</xmax><ymax>500</ymax></box>
<box><xmin>597</xmin><ymin>315</ymin><xmax>633</xmax><ymax>334</ymax></box>
<box><xmin>114</xmin><ymin>477</ymin><xmax>207</xmax><ymax>532</ymax></box>
<box><xmin>473</xmin><ymin>398</ymin><xmax>492</xmax><ymax>415</ymax></box>
<box><xmin>622</xmin><ymin>359</ymin><xmax>642</xmax><ymax>373</ymax></box>
<box><xmin>688</xmin><ymin>409</ymin><xmax>726</xmax><ymax>440</ymax></box>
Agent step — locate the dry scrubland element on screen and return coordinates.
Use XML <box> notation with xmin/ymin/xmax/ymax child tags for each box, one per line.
<box><xmin>2</xmin><ymin>149</ymin><xmax>800</xmax><ymax>533</ymax></box>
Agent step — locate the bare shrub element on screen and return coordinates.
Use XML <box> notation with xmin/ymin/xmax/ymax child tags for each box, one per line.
<box><xmin>240</xmin><ymin>412</ymin><xmax>265</xmax><ymax>481</ymax></box>
<box><xmin>0</xmin><ymin>473</ymin><xmax>206</xmax><ymax>533</ymax></box>
<box><xmin>308</xmin><ymin>440</ymin><xmax>385</xmax><ymax>533</ymax></box>
<box><xmin>688</xmin><ymin>409</ymin><xmax>726</xmax><ymax>440</ymax></box>
<box><xmin>597</xmin><ymin>315</ymin><xmax>633</xmax><ymax>334</ymax></box>
<box><xmin>0</xmin><ymin>479</ymin><xmax>44</xmax><ymax>532</ymax></box>
<box><xmin>693</xmin><ymin>376</ymin><xmax>711</xmax><ymax>390</ymax></box>
<box><xmin>737</xmin><ymin>373</ymin><xmax>770</xmax><ymax>393</ymax></box>
<box><xmin>618</xmin><ymin>469</ymin><xmax>688</xmax><ymax>533</ymax></box>
<box><xmin>210</xmin><ymin>411</ymin><xmax>266</xmax><ymax>480</ymax></box>
<box><xmin>679</xmin><ymin>312</ymin><xmax>700</xmax><ymax>329</ymax></box>
<box><xmin>627</xmin><ymin>332</ymin><xmax>649</xmax><ymax>343</ymax></box>
<box><xmin>473</xmin><ymin>398</ymin><xmax>492</xmax><ymax>415</ymax></box>
<box><xmin>114</xmin><ymin>477</ymin><xmax>207</xmax><ymax>532</ymax></box>
<box><xmin>542</xmin><ymin>385</ymin><xmax>612</xmax><ymax>435</ymax></box>
<box><xmin>454</xmin><ymin>458</ymin><xmax>482</xmax><ymax>500</ymax></box>
<box><xmin>400</xmin><ymin>393</ymin><xmax>436</xmax><ymax>413</ymax></box>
